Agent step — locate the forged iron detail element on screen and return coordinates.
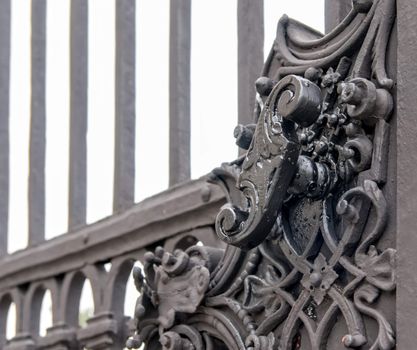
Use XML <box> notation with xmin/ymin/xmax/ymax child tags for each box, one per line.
<box><xmin>339</xmin><ymin>78</ymin><xmax>393</xmax><ymax>126</ymax></box>
<box><xmin>127</xmin><ymin>0</ymin><xmax>396</xmax><ymax>349</ymax></box>
<box><xmin>216</xmin><ymin>75</ymin><xmax>322</xmax><ymax>250</ymax></box>
<box><xmin>264</xmin><ymin>0</ymin><xmax>396</xmax><ymax>89</ymax></box>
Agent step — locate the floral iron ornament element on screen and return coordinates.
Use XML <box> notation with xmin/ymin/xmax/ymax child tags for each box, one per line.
<box><xmin>127</xmin><ymin>0</ymin><xmax>396</xmax><ymax>349</ymax></box>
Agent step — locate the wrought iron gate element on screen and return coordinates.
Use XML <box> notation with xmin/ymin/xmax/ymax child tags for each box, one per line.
<box><xmin>1</xmin><ymin>0</ymin><xmax>417</xmax><ymax>349</ymax></box>
<box><xmin>127</xmin><ymin>0</ymin><xmax>401</xmax><ymax>349</ymax></box>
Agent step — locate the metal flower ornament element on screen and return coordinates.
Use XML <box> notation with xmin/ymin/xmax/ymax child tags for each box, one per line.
<box><xmin>127</xmin><ymin>0</ymin><xmax>396</xmax><ymax>348</ymax></box>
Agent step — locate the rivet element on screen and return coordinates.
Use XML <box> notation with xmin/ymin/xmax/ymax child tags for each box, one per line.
<box><xmin>201</xmin><ymin>186</ymin><xmax>211</xmax><ymax>202</ymax></box>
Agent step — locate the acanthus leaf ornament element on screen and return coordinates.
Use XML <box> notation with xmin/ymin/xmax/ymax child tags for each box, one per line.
<box><xmin>127</xmin><ymin>0</ymin><xmax>397</xmax><ymax>349</ymax></box>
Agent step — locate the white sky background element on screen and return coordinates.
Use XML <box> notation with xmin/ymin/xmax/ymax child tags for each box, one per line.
<box><xmin>5</xmin><ymin>0</ymin><xmax>324</xmax><ymax>338</ymax></box>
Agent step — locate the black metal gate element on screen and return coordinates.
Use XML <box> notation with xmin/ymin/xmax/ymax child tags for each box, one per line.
<box><xmin>1</xmin><ymin>0</ymin><xmax>417</xmax><ymax>349</ymax></box>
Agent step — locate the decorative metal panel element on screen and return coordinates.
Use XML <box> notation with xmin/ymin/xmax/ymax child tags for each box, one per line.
<box><xmin>127</xmin><ymin>0</ymin><xmax>396</xmax><ymax>349</ymax></box>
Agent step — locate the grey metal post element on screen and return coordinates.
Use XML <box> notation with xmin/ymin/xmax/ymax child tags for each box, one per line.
<box><xmin>69</xmin><ymin>0</ymin><xmax>88</xmax><ymax>230</ymax></box>
<box><xmin>324</xmin><ymin>0</ymin><xmax>351</xmax><ymax>33</ymax></box>
<box><xmin>397</xmin><ymin>0</ymin><xmax>417</xmax><ymax>345</ymax></box>
<box><xmin>0</xmin><ymin>0</ymin><xmax>10</xmax><ymax>255</ymax></box>
<box><xmin>114</xmin><ymin>0</ymin><xmax>136</xmax><ymax>212</ymax></box>
<box><xmin>29</xmin><ymin>0</ymin><xmax>47</xmax><ymax>246</ymax></box>
<box><xmin>237</xmin><ymin>0</ymin><xmax>264</xmax><ymax>126</ymax></box>
<box><xmin>169</xmin><ymin>0</ymin><xmax>191</xmax><ymax>186</ymax></box>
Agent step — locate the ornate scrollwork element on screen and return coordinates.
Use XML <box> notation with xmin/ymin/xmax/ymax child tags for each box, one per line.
<box><xmin>216</xmin><ymin>75</ymin><xmax>321</xmax><ymax>249</ymax></box>
<box><xmin>127</xmin><ymin>0</ymin><xmax>396</xmax><ymax>349</ymax></box>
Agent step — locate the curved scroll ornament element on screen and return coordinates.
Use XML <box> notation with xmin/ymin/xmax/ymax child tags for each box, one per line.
<box><xmin>216</xmin><ymin>75</ymin><xmax>320</xmax><ymax>249</ymax></box>
<box><xmin>127</xmin><ymin>0</ymin><xmax>396</xmax><ymax>349</ymax></box>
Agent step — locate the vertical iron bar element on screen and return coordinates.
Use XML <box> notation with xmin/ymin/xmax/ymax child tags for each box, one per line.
<box><xmin>397</xmin><ymin>0</ymin><xmax>417</xmax><ymax>345</ymax></box>
<box><xmin>169</xmin><ymin>0</ymin><xmax>191</xmax><ymax>186</ymax></box>
<box><xmin>68</xmin><ymin>0</ymin><xmax>88</xmax><ymax>230</ymax></box>
<box><xmin>237</xmin><ymin>0</ymin><xmax>264</xmax><ymax>126</ymax></box>
<box><xmin>28</xmin><ymin>0</ymin><xmax>46</xmax><ymax>246</ymax></box>
<box><xmin>114</xmin><ymin>0</ymin><xmax>136</xmax><ymax>212</ymax></box>
<box><xmin>324</xmin><ymin>0</ymin><xmax>352</xmax><ymax>33</ymax></box>
<box><xmin>0</xmin><ymin>0</ymin><xmax>10</xmax><ymax>255</ymax></box>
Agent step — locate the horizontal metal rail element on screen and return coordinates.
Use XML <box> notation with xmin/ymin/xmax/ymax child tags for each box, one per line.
<box><xmin>0</xmin><ymin>178</ymin><xmax>224</xmax><ymax>291</ymax></box>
